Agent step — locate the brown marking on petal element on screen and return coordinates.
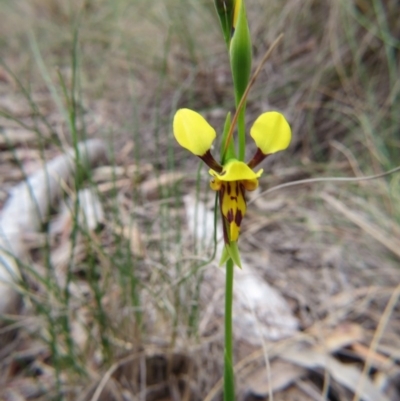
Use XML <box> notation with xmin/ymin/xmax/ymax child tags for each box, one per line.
<box><xmin>227</xmin><ymin>208</ymin><xmax>234</xmax><ymax>223</ymax></box>
<box><xmin>230</xmin><ymin>196</ymin><xmax>237</xmax><ymax>201</ymax></box>
<box><xmin>247</xmin><ymin>148</ymin><xmax>269</xmax><ymax>169</ymax></box>
<box><xmin>227</xmin><ymin>182</ymin><xmax>231</xmax><ymax>195</ymax></box>
<box><xmin>220</xmin><ymin>183</ymin><xmax>226</xmax><ymax>198</ymax></box>
<box><xmin>235</xmin><ymin>209</ymin><xmax>243</xmax><ymax>227</ymax></box>
<box><xmin>199</xmin><ymin>150</ymin><xmax>223</xmax><ymax>173</ymax></box>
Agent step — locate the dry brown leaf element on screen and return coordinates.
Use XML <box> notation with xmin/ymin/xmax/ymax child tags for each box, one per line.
<box><xmin>118</xmin><ymin>140</ymin><xmax>134</xmax><ymax>162</ymax></box>
<box><xmin>351</xmin><ymin>342</ymin><xmax>393</xmax><ymax>370</ymax></box>
<box><xmin>50</xmin><ymin>241</ymin><xmax>87</xmax><ymax>287</ymax></box>
<box><xmin>111</xmin><ymin>223</ymin><xmax>146</xmax><ymax>258</ymax></box>
<box><xmin>295</xmin><ymin>380</ymin><xmax>327</xmax><ymax>401</ymax></box>
<box><xmin>125</xmin><ymin>224</ymin><xmax>146</xmax><ymax>258</ymax></box>
<box><xmin>71</xmin><ymin>308</ymin><xmax>91</xmax><ymax>351</ymax></box>
<box><xmin>98</xmin><ymin>178</ymin><xmax>132</xmax><ymax>193</ymax></box>
<box><xmin>0</xmin><ymin>95</ymin><xmax>31</xmax><ymax>117</ymax></box>
<box><xmin>0</xmin><ymin>129</ymin><xmax>38</xmax><ymax>148</ymax></box>
<box><xmin>1</xmin><ymin>376</ymin><xmax>52</xmax><ymax>400</ymax></box>
<box><xmin>51</xmin><ymin>188</ymin><xmax>105</xmax><ymax>238</ymax></box>
<box><xmin>140</xmin><ymin>172</ymin><xmax>184</xmax><ymax>200</ymax></box>
<box><xmin>245</xmin><ymin>360</ymin><xmax>306</xmax><ymax>397</ymax></box>
<box><xmin>92</xmin><ymin>163</ymin><xmax>152</xmax><ymax>183</ymax></box>
<box><xmin>321</xmin><ymin>193</ymin><xmax>400</xmax><ymax>259</ymax></box>
<box><xmin>377</xmin><ymin>343</ymin><xmax>400</xmax><ymax>361</ymax></box>
<box><xmin>281</xmin><ymin>344</ymin><xmax>390</xmax><ymax>401</ymax></box>
<box><xmin>0</xmin><ymin>164</ymin><xmax>24</xmax><ymax>182</ymax></box>
<box><xmin>309</xmin><ymin>322</ymin><xmax>364</xmax><ymax>353</ymax></box>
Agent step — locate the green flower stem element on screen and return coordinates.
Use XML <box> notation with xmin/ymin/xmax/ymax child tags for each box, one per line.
<box><xmin>224</xmin><ymin>257</ymin><xmax>235</xmax><ymax>400</ymax></box>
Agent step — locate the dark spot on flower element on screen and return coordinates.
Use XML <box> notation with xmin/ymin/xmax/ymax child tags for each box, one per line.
<box><xmin>227</xmin><ymin>183</ymin><xmax>231</xmax><ymax>195</ymax></box>
<box><xmin>220</xmin><ymin>184</ymin><xmax>225</xmax><ymax>198</ymax></box>
<box><xmin>230</xmin><ymin>196</ymin><xmax>237</xmax><ymax>201</ymax></box>
<box><xmin>227</xmin><ymin>209</ymin><xmax>234</xmax><ymax>223</ymax></box>
<box><xmin>235</xmin><ymin>209</ymin><xmax>243</xmax><ymax>227</ymax></box>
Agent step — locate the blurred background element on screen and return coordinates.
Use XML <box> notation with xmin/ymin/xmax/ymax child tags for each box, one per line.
<box><xmin>0</xmin><ymin>0</ymin><xmax>399</xmax><ymax>400</ymax></box>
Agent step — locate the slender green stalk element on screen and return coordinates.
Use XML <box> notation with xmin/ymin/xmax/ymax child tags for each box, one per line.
<box><xmin>224</xmin><ymin>258</ymin><xmax>235</xmax><ymax>401</ymax></box>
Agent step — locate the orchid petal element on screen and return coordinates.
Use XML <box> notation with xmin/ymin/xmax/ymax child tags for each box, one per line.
<box><xmin>250</xmin><ymin>111</ymin><xmax>291</xmax><ymax>155</ymax></box>
<box><xmin>173</xmin><ymin>108</ymin><xmax>216</xmax><ymax>156</ymax></box>
<box><xmin>210</xmin><ymin>159</ymin><xmax>262</xmax><ymax>181</ymax></box>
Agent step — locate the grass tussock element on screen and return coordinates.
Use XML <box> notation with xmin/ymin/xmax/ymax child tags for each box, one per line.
<box><xmin>0</xmin><ymin>0</ymin><xmax>400</xmax><ymax>400</ymax></box>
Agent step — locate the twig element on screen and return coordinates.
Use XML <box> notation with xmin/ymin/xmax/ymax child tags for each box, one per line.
<box><xmin>90</xmin><ymin>353</ymin><xmax>140</xmax><ymax>401</ymax></box>
<box><xmin>321</xmin><ymin>193</ymin><xmax>400</xmax><ymax>259</ymax></box>
<box><xmin>352</xmin><ymin>284</ymin><xmax>400</xmax><ymax>401</ymax></box>
<box><xmin>248</xmin><ymin>165</ymin><xmax>400</xmax><ymax>205</ymax></box>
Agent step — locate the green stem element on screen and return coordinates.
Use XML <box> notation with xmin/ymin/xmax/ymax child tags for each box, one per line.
<box><xmin>224</xmin><ymin>258</ymin><xmax>235</xmax><ymax>400</ymax></box>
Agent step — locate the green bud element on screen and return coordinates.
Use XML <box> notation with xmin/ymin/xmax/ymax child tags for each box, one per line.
<box><xmin>229</xmin><ymin>0</ymin><xmax>252</xmax><ymax>104</ymax></box>
<box><xmin>214</xmin><ymin>0</ymin><xmax>234</xmax><ymax>47</ymax></box>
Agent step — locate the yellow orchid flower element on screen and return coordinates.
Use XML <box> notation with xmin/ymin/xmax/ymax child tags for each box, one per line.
<box><xmin>173</xmin><ymin>108</ymin><xmax>291</xmax><ymax>244</ymax></box>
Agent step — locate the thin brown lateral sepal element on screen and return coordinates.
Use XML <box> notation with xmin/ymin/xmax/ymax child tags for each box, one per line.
<box><xmin>199</xmin><ymin>150</ymin><xmax>223</xmax><ymax>173</ymax></box>
<box><xmin>247</xmin><ymin>148</ymin><xmax>269</xmax><ymax>169</ymax></box>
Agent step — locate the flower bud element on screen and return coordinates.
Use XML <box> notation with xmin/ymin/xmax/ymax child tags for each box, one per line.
<box><xmin>229</xmin><ymin>0</ymin><xmax>252</xmax><ymax>103</ymax></box>
<box><xmin>214</xmin><ymin>0</ymin><xmax>234</xmax><ymax>47</ymax></box>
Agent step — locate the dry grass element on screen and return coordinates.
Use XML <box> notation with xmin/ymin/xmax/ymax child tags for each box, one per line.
<box><xmin>0</xmin><ymin>0</ymin><xmax>400</xmax><ymax>400</ymax></box>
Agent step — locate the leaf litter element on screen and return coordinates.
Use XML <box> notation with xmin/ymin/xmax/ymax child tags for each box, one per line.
<box><xmin>0</xmin><ymin>81</ymin><xmax>400</xmax><ymax>401</ymax></box>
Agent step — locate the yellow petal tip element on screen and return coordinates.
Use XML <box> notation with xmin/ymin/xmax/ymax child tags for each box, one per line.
<box><xmin>173</xmin><ymin>108</ymin><xmax>216</xmax><ymax>156</ymax></box>
<box><xmin>250</xmin><ymin>111</ymin><xmax>291</xmax><ymax>155</ymax></box>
